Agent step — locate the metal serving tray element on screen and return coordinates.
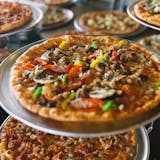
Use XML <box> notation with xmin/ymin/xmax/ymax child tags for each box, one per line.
<box><xmin>0</xmin><ymin>116</ymin><xmax>150</xmax><ymax>160</ymax></box>
<box><xmin>0</xmin><ymin>39</ymin><xmax>160</xmax><ymax>138</ymax></box>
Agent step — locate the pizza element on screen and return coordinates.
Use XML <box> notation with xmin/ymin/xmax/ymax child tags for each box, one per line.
<box><xmin>42</xmin><ymin>7</ymin><xmax>66</xmax><ymax>27</ymax></box>
<box><xmin>0</xmin><ymin>49</ymin><xmax>10</xmax><ymax>63</ymax></box>
<box><xmin>0</xmin><ymin>1</ymin><xmax>32</xmax><ymax>34</ymax></box>
<box><xmin>138</xmin><ymin>34</ymin><xmax>160</xmax><ymax>54</ymax></box>
<box><xmin>10</xmin><ymin>35</ymin><xmax>160</xmax><ymax>121</ymax></box>
<box><xmin>77</xmin><ymin>11</ymin><xmax>140</xmax><ymax>35</ymax></box>
<box><xmin>34</xmin><ymin>0</ymin><xmax>71</xmax><ymax>5</ymax></box>
<box><xmin>0</xmin><ymin>117</ymin><xmax>137</xmax><ymax>160</ymax></box>
<box><xmin>134</xmin><ymin>0</ymin><xmax>160</xmax><ymax>27</ymax></box>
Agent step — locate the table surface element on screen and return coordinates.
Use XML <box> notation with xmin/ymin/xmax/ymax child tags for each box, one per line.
<box><xmin>0</xmin><ymin>0</ymin><xmax>160</xmax><ymax>159</ymax></box>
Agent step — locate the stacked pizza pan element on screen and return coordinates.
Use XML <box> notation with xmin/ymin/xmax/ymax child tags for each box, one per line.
<box><xmin>0</xmin><ymin>0</ymin><xmax>160</xmax><ymax>159</ymax></box>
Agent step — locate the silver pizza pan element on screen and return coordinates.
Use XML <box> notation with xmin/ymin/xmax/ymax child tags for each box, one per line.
<box><xmin>0</xmin><ymin>116</ymin><xmax>150</xmax><ymax>160</ymax></box>
<box><xmin>127</xmin><ymin>0</ymin><xmax>160</xmax><ymax>31</ymax></box>
<box><xmin>0</xmin><ymin>0</ymin><xmax>43</xmax><ymax>38</ymax></box>
<box><xmin>41</xmin><ymin>8</ymin><xmax>74</xmax><ymax>31</ymax></box>
<box><xmin>73</xmin><ymin>17</ymin><xmax>146</xmax><ymax>38</ymax></box>
<box><xmin>0</xmin><ymin>39</ymin><xmax>160</xmax><ymax>138</ymax></box>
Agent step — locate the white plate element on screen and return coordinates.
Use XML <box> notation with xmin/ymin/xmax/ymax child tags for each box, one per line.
<box><xmin>42</xmin><ymin>9</ymin><xmax>74</xmax><ymax>30</ymax></box>
<box><xmin>0</xmin><ymin>0</ymin><xmax>43</xmax><ymax>38</ymax></box>
<box><xmin>127</xmin><ymin>0</ymin><xmax>160</xmax><ymax>31</ymax></box>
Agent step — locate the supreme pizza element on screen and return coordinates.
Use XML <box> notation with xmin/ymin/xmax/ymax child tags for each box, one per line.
<box><xmin>0</xmin><ymin>1</ymin><xmax>32</xmax><ymax>34</ymax></box>
<box><xmin>42</xmin><ymin>7</ymin><xmax>66</xmax><ymax>27</ymax></box>
<box><xmin>138</xmin><ymin>34</ymin><xmax>160</xmax><ymax>54</ymax></box>
<box><xmin>134</xmin><ymin>0</ymin><xmax>160</xmax><ymax>27</ymax></box>
<box><xmin>0</xmin><ymin>117</ymin><xmax>137</xmax><ymax>160</ymax></box>
<box><xmin>10</xmin><ymin>35</ymin><xmax>160</xmax><ymax>121</ymax></box>
<box><xmin>77</xmin><ymin>11</ymin><xmax>140</xmax><ymax>35</ymax></box>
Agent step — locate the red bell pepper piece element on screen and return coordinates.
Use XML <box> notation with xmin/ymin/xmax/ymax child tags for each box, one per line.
<box><xmin>67</xmin><ymin>65</ymin><xmax>83</xmax><ymax>79</ymax></box>
<box><xmin>22</xmin><ymin>62</ymin><xmax>35</xmax><ymax>70</ymax></box>
<box><xmin>43</xmin><ymin>64</ymin><xmax>65</xmax><ymax>73</ymax></box>
<box><xmin>112</xmin><ymin>50</ymin><xmax>118</xmax><ymax>60</ymax></box>
<box><xmin>88</xmin><ymin>55</ymin><xmax>96</xmax><ymax>60</ymax></box>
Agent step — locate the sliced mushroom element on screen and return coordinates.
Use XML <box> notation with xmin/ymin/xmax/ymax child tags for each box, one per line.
<box><xmin>41</xmin><ymin>50</ymin><xmax>52</xmax><ymax>60</ymax></box>
<box><xmin>89</xmin><ymin>88</ymin><xmax>116</xmax><ymax>99</ymax></box>
<box><xmin>34</xmin><ymin>75</ymin><xmax>55</xmax><ymax>84</ymax></box>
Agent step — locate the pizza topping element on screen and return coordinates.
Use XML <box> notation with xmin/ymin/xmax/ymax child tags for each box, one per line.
<box><xmin>90</xmin><ymin>40</ymin><xmax>98</xmax><ymax>49</ymax></box>
<box><xmin>139</xmin><ymin>54</ymin><xmax>147</xmax><ymax>62</ymax></box>
<box><xmin>59</xmin><ymin>40</ymin><xmax>67</xmax><ymax>50</ymax></box>
<box><xmin>71</xmin><ymin>98</ymin><xmax>105</xmax><ymax>110</ymax></box>
<box><xmin>90</xmin><ymin>49</ymin><xmax>103</xmax><ymax>68</ymax></box>
<box><xmin>89</xmin><ymin>89</ymin><xmax>116</xmax><ymax>99</ymax></box>
<box><xmin>144</xmin><ymin>0</ymin><xmax>160</xmax><ymax>14</ymax></box>
<box><xmin>153</xmin><ymin>81</ymin><xmax>160</xmax><ymax>88</ymax></box>
<box><xmin>61</xmin><ymin>74</ymin><xmax>67</xmax><ymax>85</ymax></box>
<box><xmin>62</xmin><ymin>92</ymin><xmax>76</xmax><ymax>110</ymax></box>
<box><xmin>67</xmin><ymin>65</ymin><xmax>83</xmax><ymax>79</ymax></box>
<box><xmin>102</xmin><ymin>100</ymin><xmax>118</xmax><ymax>112</ymax></box>
<box><xmin>74</xmin><ymin>59</ymin><xmax>83</xmax><ymax>66</ymax></box>
<box><xmin>34</xmin><ymin>73</ymin><xmax>55</xmax><ymax>84</ymax></box>
<box><xmin>87</xmin><ymin>18</ymin><xmax>94</xmax><ymax>26</ymax></box>
<box><xmin>40</xmin><ymin>49</ymin><xmax>52</xmax><ymax>60</ymax></box>
<box><xmin>112</xmin><ymin>50</ymin><xmax>118</xmax><ymax>60</ymax></box>
<box><xmin>33</xmin><ymin>86</ymin><xmax>43</xmax><ymax>99</ymax></box>
<box><xmin>43</xmin><ymin>64</ymin><xmax>66</xmax><ymax>73</ymax></box>
<box><xmin>22</xmin><ymin>62</ymin><xmax>35</xmax><ymax>70</ymax></box>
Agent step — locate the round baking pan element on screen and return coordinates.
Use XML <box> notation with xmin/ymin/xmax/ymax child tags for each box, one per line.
<box><xmin>0</xmin><ymin>0</ymin><xmax>43</xmax><ymax>38</ymax></box>
<box><xmin>127</xmin><ymin>0</ymin><xmax>160</xmax><ymax>31</ymax></box>
<box><xmin>0</xmin><ymin>39</ymin><xmax>160</xmax><ymax>138</ymax></box>
<box><xmin>0</xmin><ymin>116</ymin><xmax>150</xmax><ymax>160</ymax></box>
